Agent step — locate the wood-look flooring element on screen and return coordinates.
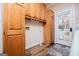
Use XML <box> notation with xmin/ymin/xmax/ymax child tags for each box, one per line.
<box><xmin>25</xmin><ymin>44</ymin><xmax>49</xmax><ymax>56</ymax></box>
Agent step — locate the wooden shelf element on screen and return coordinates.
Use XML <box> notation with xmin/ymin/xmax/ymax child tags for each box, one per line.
<box><xmin>25</xmin><ymin>16</ymin><xmax>46</xmax><ymax>23</ymax></box>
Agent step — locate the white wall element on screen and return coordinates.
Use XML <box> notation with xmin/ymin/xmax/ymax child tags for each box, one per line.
<box><xmin>74</xmin><ymin>4</ymin><xmax>79</xmax><ymax>30</ymax></box>
<box><xmin>50</xmin><ymin>3</ymin><xmax>75</xmax><ymax>12</ymax></box>
<box><xmin>25</xmin><ymin>20</ymin><xmax>44</xmax><ymax>49</ymax></box>
<box><xmin>0</xmin><ymin>3</ymin><xmax>3</xmax><ymax>53</ymax></box>
<box><xmin>69</xmin><ymin>4</ymin><xmax>79</xmax><ymax>56</ymax></box>
<box><xmin>70</xmin><ymin>31</ymin><xmax>79</xmax><ymax>56</ymax></box>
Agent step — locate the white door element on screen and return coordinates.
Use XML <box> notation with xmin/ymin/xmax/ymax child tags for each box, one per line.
<box><xmin>25</xmin><ymin>20</ymin><xmax>44</xmax><ymax>49</ymax></box>
<box><xmin>55</xmin><ymin>8</ymin><xmax>73</xmax><ymax>46</ymax></box>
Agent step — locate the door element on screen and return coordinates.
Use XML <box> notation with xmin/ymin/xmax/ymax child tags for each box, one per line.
<box><xmin>3</xmin><ymin>3</ymin><xmax>25</xmax><ymax>55</ymax></box>
<box><xmin>55</xmin><ymin>8</ymin><xmax>73</xmax><ymax>46</ymax></box>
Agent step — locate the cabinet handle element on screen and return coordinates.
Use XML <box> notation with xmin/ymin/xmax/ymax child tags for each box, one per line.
<box><xmin>3</xmin><ymin>32</ymin><xmax>5</xmax><ymax>35</ymax></box>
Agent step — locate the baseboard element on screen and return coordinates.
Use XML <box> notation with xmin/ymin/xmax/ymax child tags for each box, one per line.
<box><xmin>26</xmin><ymin>42</ymin><xmax>43</xmax><ymax>49</ymax></box>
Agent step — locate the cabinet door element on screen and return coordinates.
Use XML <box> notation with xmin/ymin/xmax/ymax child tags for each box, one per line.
<box><xmin>44</xmin><ymin>10</ymin><xmax>54</xmax><ymax>44</ymax></box>
<box><xmin>36</xmin><ymin>4</ymin><xmax>46</xmax><ymax>21</ymax></box>
<box><xmin>25</xmin><ymin>3</ymin><xmax>30</xmax><ymax>16</ymax></box>
<box><xmin>6</xmin><ymin>4</ymin><xmax>25</xmax><ymax>56</ymax></box>
<box><xmin>40</xmin><ymin>4</ymin><xmax>46</xmax><ymax>21</ymax></box>
<box><xmin>8</xmin><ymin>35</ymin><xmax>24</xmax><ymax>56</ymax></box>
<box><xmin>8</xmin><ymin>4</ymin><xmax>22</xmax><ymax>30</ymax></box>
<box><xmin>36</xmin><ymin>4</ymin><xmax>41</xmax><ymax>20</ymax></box>
<box><xmin>33</xmin><ymin>3</ymin><xmax>37</xmax><ymax>18</ymax></box>
<box><xmin>30</xmin><ymin>3</ymin><xmax>37</xmax><ymax>18</ymax></box>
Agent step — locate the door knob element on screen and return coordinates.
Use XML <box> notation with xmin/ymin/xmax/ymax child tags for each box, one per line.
<box><xmin>70</xmin><ymin>28</ymin><xmax>72</xmax><ymax>32</ymax></box>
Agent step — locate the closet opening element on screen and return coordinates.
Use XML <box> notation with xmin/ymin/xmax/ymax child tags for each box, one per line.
<box><xmin>25</xmin><ymin>18</ymin><xmax>48</xmax><ymax>56</ymax></box>
<box><xmin>25</xmin><ymin>19</ymin><xmax>44</xmax><ymax>49</ymax></box>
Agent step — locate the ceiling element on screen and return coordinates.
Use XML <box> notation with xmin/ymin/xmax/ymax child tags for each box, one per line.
<box><xmin>45</xmin><ymin>3</ymin><xmax>56</xmax><ymax>8</ymax></box>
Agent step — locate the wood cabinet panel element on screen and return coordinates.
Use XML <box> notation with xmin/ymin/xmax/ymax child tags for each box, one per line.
<box><xmin>8</xmin><ymin>30</ymin><xmax>22</xmax><ymax>35</ymax></box>
<box><xmin>7</xmin><ymin>35</ymin><xmax>24</xmax><ymax>56</ymax></box>
<box><xmin>40</xmin><ymin>4</ymin><xmax>46</xmax><ymax>21</ymax></box>
<box><xmin>51</xmin><ymin>14</ymin><xmax>54</xmax><ymax>43</ymax></box>
<box><xmin>30</xmin><ymin>3</ymin><xmax>37</xmax><ymax>18</ymax></box>
<box><xmin>36</xmin><ymin>4</ymin><xmax>41</xmax><ymax>20</ymax></box>
<box><xmin>7</xmin><ymin>4</ymin><xmax>22</xmax><ymax>30</ymax></box>
<box><xmin>44</xmin><ymin>9</ymin><xmax>54</xmax><ymax>44</ymax></box>
<box><xmin>25</xmin><ymin>3</ymin><xmax>30</xmax><ymax>16</ymax></box>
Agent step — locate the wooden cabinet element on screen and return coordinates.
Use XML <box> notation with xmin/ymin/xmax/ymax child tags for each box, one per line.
<box><xmin>36</xmin><ymin>4</ymin><xmax>41</xmax><ymax>20</ymax></box>
<box><xmin>36</xmin><ymin>4</ymin><xmax>46</xmax><ymax>21</ymax></box>
<box><xmin>25</xmin><ymin>3</ymin><xmax>30</xmax><ymax>17</ymax></box>
<box><xmin>25</xmin><ymin>3</ymin><xmax>37</xmax><ymax>19</ymax></box>
<box><xmin>52</xmin><ymin>14</ymin><xmax>54</xmax><ymax>43</ymax></box>
<box><xmin>30</xmin><ymin>3</ymin><xmax>37</xmax><ymax>19</ymax></box>
<box><xmin>35</xmin><ymin>4</ymin><xmax>46</xmax><ymax>21</ymax></box>
<box><xmin>3</xmin><ymin>3</ymin><xmax>54</xmax><ymax>56</ymax></box>
<box><xmin>3</xmin><ymin>3</ymin><xmax>25</xmax><ymax>56</ymax></box>
<box><xmin>40</xmin><ymin>4</ymin><xmax>46</xmax><ymax>21</ymax></box>
<box><xmin>44</xmin><ymin>9</ymin><xmax>54</xmax><ymax>44</ymax></box>
<box><xmin>25</xmin><ymin>3</ymin><xmax>46</xmax><ymax>22</ymax></box>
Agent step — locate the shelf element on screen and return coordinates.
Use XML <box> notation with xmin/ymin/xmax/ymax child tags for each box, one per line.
<box><xmin>25</xmin><ymin>16</ymin><xmax>46</xmax><ymax>23</ymax></box>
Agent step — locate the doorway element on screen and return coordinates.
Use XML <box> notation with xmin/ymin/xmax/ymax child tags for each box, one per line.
<box><xmin>25</xmin><ymin>20</ymin><xmax>44</xmax><ymax>49</ymax></box>
<box><xmin>55</xmin><ymin>8</ymin><xmax>73</xmax><ymax>46</ymax></box>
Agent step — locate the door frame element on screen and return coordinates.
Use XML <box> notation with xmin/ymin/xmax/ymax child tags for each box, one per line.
<box><xmin>55</xmin><ymin>8</ymin><xmax>74</xmax><ymax>46</ymax></box>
